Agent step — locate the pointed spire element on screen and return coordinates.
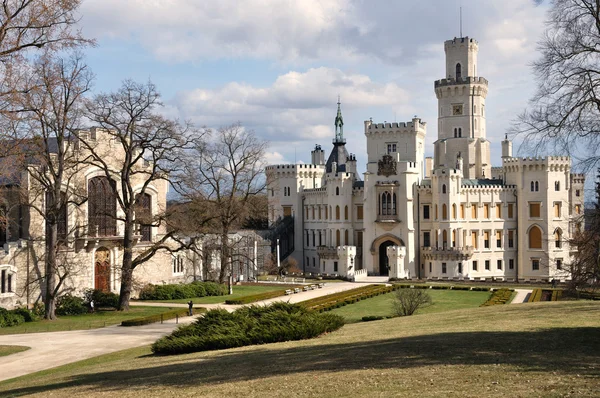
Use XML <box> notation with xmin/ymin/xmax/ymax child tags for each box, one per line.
<box><xmin>334</xmin><ymin>96</ymin><xmax>344</xmax><ymax>142</ymax></box>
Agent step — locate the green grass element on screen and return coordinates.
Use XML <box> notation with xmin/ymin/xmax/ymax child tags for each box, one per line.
<box><xmin>329</xmin><ymin>289</ymin><xmax>492</xmax><ymax>322</ymax></box>
<box><xmin>1</xmin><ymin>301</ymin><xmax>599</xmax><ymax>397</ymax></box>
<box><xmin>0</xmin><ymin>345</ymin><xmax>30</xmax><ymax>357</ymax></box>
<box><xmin>0</xmin><ymin>307</ymin><xmax>184</xmax><ymax>335</ymax></box>
<box><xmin>136</xmin><ymin>285</ymin><xmax>291</xmax><ymax>304</ymax></box>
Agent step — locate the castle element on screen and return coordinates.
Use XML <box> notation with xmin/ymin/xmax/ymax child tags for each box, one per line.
<box><xmin>266</xmin><ymin>36</ymin><xmax>585</xmax><ymax>282</ymax></box>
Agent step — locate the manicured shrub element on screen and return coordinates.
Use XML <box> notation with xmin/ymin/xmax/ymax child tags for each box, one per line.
<box><xmin>0</xmin><ymin>308</ymin><xmax>26</xmax><ymax>328</ymax></box>
<box><xmin>431</xmin><ymin>285</ymin><xmax>450</xmax><ymax>290</ymax></box>
<box><xmin>83</xmin><ymin>289</ymin><xmax>120</xmax><ymax>309</ymax></box>
<box><xmin>528</xmin><ymin>289</ymin><xmax>543</xmax><ymax>303</ymax></box>
<box><xmin>471</xmin><ymin>287</ymin><xmax>491</xmax><ymax>292</ymax></box>
<box><xmin>481</xmin><ymin>288</ymin><xmax>514</xmax><ymax>306</ymax></box>
<box><xmin>139</xmin><ymin>282</ymin><xmax>227</xmax><ymax>300</ymax></box>
<box><xmin>361</xmin><ymin>315</ymin><xmax>385</xmax><ymax>322</ymax></box>
<box><xmin>451</xmin><ymin>286</ymin><xmax>471</xmax><ymax>291</ymax></box>
<box><xmin>10</xmin><ymin>307</ymin><xmax>37</xmax><ymax>322</ymax></box>
<box><xmin>152</xmin><ymin>302</ymin><xmax>345</xmax><ymax>355</ymax></box>
<box><xmin>56</xmin><ymin>294</ymin><xmax>87</xmax><ymax>316</ymax></box>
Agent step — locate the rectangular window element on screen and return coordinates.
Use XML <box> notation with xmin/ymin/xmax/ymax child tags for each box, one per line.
<box><xmin>556</xmin><ymin>258</ymin><xmax>563</xmax><ymax>270</ymax></box>
<box><xmin>312</xmin><ymin>232</ymin><xmax>315</xmax><ymax>247</ymax></box>
<box><xmin>496</xmin><ymin>231</ymin><xmax>502</xmax><ymax>248</ymax></box>
<box><xmin>423</xmin><ymin>231</ymin><xmax>431</xmax><ymax>248</ymax></box>
<box><xmin>530</xmin><ymin>203</ymin><xmax>541</xmax><ymax>218</ymax></box>
<box><xmin>357</xmin><ymin>206</ymin><xmax>363</xmax><ymax>220</ymax></box>
<box><xmin>460</xmin><ymin>204</ymin><xmax>465</xmax><ymax>219</ymax></box>
<box><xmin>484</xmin><ymin>231</ymin><xmax>490</xmax><ymax>249</ymax></box>
<box><xmin>576</xmin><ymin>189</ymin><xmax>580</xmax><ymax>197</ymax></box>
<box><xmin>318</xmin><ymin>207</ymin><xmax>322</xmax><ymax>219</ymax></box>
<box><xmin>497</xmin><ymin>259</ymin><xmax>502</xmax><ymax>270</ymax></box>
<box><xmin>509</xmin><ymin>259</ymin><xmax>514</xmax><ymax>270</ymax></box>
<box><xmin>532</xmin><ymin>259</ymin><xmax>540</xmax><ymax>271</ymax></box>
<box><xmin>485</xmin><ymin>260</ymin><xmax>490</xmax><ymax>270</ymax></box>
<box><xmin>334</xmin><ymin>261</ymin><xmax>338</xmax><ymax>272</ymax></box>
<box><xmin>0</xmin><ymin>270</ymin><xmax>5</xmax><ymax>293</ymax></box>
<box><xmin>508</xmin><ymin>203</ymin><xmax>514</xmax><ymax>219</ymax></box>
<box><xmin>357</xmin><ymin>231</ymin><xmax>363</xmax><ymax>247</ymax></box>
<box><xmin>429</xmin><ymin>263</ymin><xmax>432</xmax><ymax>273</ymax></box>
<box><xmin>312</xmin><ymin>257</ymin><xmax>316</xmax><ymax>268</ymax></box>
<box><xmin>423</xmin><ymin>205</ymin><xmax>430</xmax><ymax>219</ymax></box>
<box><xmin>471</xmin><ymin>205</ymin><xmax>477</xmax><ymax>219</ymax></box>
<box><xmin>458</xmin><ymin>262</ymin><xmax>463</xmax><ymax>274</ymax></box>
<box><xmin>442</xmin><ymin>262</ymin><xmax>447</xmax><ymax>274</ymax></box>
<box><xmin>7</xmin><ymin>273</ymin><xmax>11</xmax><ymax>292</ymax></box>
<box><xmin>554</xmin><ymin>202</ymin><xmax>561</xmax><ymax>218</ymax></box>
<box><xmin>387</xmin><ymin>143</ymin><xmax>397</xmax><ymax>154</ymax></box>
<box><xmin>496</xmin><ymin>204</ymin><xmax>501</xmax><ymax>218</ymax></box>
<box><xmin>575</xmin><ymin>204</ymin><xmax>581</xmax><ymax>214</ymax></box>
<box><xmin>472</xmin><ymin>231</ymin><xmax>478</xmax><ymax>249</ymax></box>
<box><xmin>472</xmin><ymin>261</ymin><xmax>478</xmax><ymax>271</ymax></box>
<box><xmin>484</xmin><ymin>204</ymin><xmax>490</xmax><ymax>219</ymax></box>
<box><xmin>508</xmin><ymin>230</ymin><xmax>514</xmax><ymax>248</ymax></box>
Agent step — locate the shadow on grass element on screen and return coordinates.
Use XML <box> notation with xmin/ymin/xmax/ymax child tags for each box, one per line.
<box><xmin>4</xmin><ymin>326</ymin><xmax>600</xmax><ymax>396</ymax></box>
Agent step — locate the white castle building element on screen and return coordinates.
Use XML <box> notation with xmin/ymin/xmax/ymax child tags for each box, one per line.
<box><xmin>266</xmin><ymin>36</ymin><xmax>585</xmax><ymax>282</ymax></box>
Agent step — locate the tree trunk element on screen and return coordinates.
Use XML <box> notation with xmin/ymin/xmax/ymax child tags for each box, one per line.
<box><xmin>219</xmin><ymin>232</ymin><xmax>230</xmax><ymax>284</ymax></box>
<box><xmin>118</xmin><ymin>210</ymin><xmax>135</xmax><ymax>311</ymax></box>
<box><xmin>44</xmin><ymin>223</ymin><xmax>58</xmax><ymax>320</ymax></box>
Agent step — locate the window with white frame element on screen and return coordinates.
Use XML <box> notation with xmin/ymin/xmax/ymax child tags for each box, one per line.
<box><xmin>387</xmin><ymin>143</ymin><xmax>397</xmax><ymax>154</ymax></box>
<box><xmin>0</xmin><ymin>265</ymin><xmax>15</xmax><ymax>294</ymax></box>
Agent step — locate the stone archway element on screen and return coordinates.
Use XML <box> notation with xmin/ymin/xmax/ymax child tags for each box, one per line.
<box><xmin>370</xmin><ymin>234</ymin><xmax>405</xmax><ymax>276</ymax></box>
<box><xmin>94</xmin><ymin>247</ymin><xmax>111</xmax><ymax>292</ymax></box>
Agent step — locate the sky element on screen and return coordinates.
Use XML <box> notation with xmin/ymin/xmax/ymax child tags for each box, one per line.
<box><xmin>76</xmin><ymin>0</ymin><xmax>551</xmax><ymax>171</ymax></box>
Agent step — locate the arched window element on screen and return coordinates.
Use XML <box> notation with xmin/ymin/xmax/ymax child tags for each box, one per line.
<box><xmin>329</xmin><ymin>206</ymin><xmax>332</xmax><ymax>220</ymax></box>
<box><xmin>458</xmin><ymin>128</ymin><xmax>462</xmax><ymax>137</ymax></box>
<box><xmin>452</xmin><ymin>204</ymin><xmax>457</xmax><ymax>220</ymax></box>
<box><xmin>531</xmin><ymin>181</ymin><xmax>535</xmax><ymax>192</ymax></box>
<box><xmin>344</xmin><ymin>205</ymin><xmax>349</xmax><ymax>220</ymax></box>
<box><xmin>336</xmin><ymin>205</ymin><xmax>340</xmax><ymax>220</ymax></box>
<box><xmin>555</xmin><ymin>181</ymin><xmax>560</xmax><ymax>191</ymax></box>
<box><xmin>88</xmin><ymin>176</ymin><xmax>116</xmax><ymax>237</ymax></box>
<box><xmin>443</xmin><ymin>230</ymin><xmax>448</xmax><ymax>248</ymax></box>
<box><xmin>456</xmin><ymin>63</ymin><xmax>462</xmax><ymax>79</ymax></box>
<box><xmin>454</xmin><ymin>128</ymin><xmax>458</xmax><ymax>138</ymax></box>
<box><xmin>442</xmin><ymin>204</ymin><xmax>448</xmax><ymax>220</ymax></box>
<box><xmin>325</xmin><ymin>206</ymin><xmax>328</xmax><ymax>220</ymax></box>
<box><xmin>336</xmin><ymin>187</ymin><xmax>339</xmax><ymax>196</ymax></box>
<box><xmin>344</xmin><ymin>229</ymin><xmax>349</xmax><ymax>245</ymax></box>
<box><xmin>452</xmin><ymin>229</ymin><xmax>456</xmax><ymax>247</ymax></box>
<box><xmin>554</xmin><ymin>228</ymin><xmax>562</xmax><ymax>248</ymax></box>
<box><xmin>379</xmin><ymin>191</ymin><xmax>396</xmax><ymax>215</ymax></box>
<box><xmin>336</xmin><ymin>229</ymin><xmax>340</xmax><ymax>247</ymax></box>
<box><xmin>535</xmin><ymin>181</ymin><xmax>539</xmax><ymax>191</ymax></box>
<box><xmin>135</xmin><ymin>193</ymin><xmax>152</xmax><ymax>242</ymax></box>
<box><xmin>529</xmin><ymin>226</ymin><xmax>543</xmax><ymax>249</ymax></box>
<box><xmin>442</xmin><ymin>184</ymin><xmax>447</xmax><ymax>194</ymax></box>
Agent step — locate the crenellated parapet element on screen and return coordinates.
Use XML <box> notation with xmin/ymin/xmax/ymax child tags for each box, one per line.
<box><xmin>502</xmin><ymin>156</ymin><xmax>571</xmax><ymax>173</ymax></box>
<box><xmin>570</xmin><ymin>173</ymin><xmax>585</xmax><ymax>185</ymax></box>
<box><xmin>364</xmin><ymin>117</ymin><xmax>427</xmax><ymax>136</ymax></box>
<box><xmin>434</xmin><ymin>76</ymin><xmax>488</xmax><ymax>88</ymax></box>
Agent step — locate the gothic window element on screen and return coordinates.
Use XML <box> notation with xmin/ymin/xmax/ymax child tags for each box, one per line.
<box><xmin>442</xmin><ymin>204</ymin><xmax>448</xmax><ymax>220</ymax></box>
<box><xmin>336</xmin><ymin>229</ymin><xmax>340</xmax><ymax>247</ymax></box>
<box><xmin>442</xmin><ymin>230</ymin><xmax>448</xmax><ymax>248</ymax></box>
<box><xmin>135</xmin><ymin>193</ymin><xmax>152</xmax><ymax>242</ymax></box>
<box><xmin>442</xmin><ymin>184</ymin><xmax>446</xmax><ymax>194</ymax></box>
<box><xmin>336</xmin><ymin>205</ymin><xmax>340</xmax><ymax>220</ymax></box>
<box><xmin>456</xmin><ymin>63</ymin><xmax>462</xmax><ymax>80</ymax></box>
<box><xmin>88</xmin><ymin>177</ymin><xmax>117</xmax><ymax>237</ymax></box>
<box><xmin>452</xmin><ymin>204</ymin><xmax>457</xmax><ymax>219</ymax></box>
<box><xmin>554</xmin><ymin>228</ymin><xmax>562</xmax><ymax>249</ymax></box>
<box><xmin>344</xmin><ymin>205</ymin><xmax>348</xmax><ymax>220</ymax></box>
<box><xmin>531</xmin><ymin>181</ymin><xmax>535</xmax><ymax>191</ymax></box>
<box><xmin>336</xmin><ymin>187</ymin><xmax>339</xmax><ymax>196</ymax></box>
<box><xmin>529</xmin><ymin>226</ymin><xmax>543</xmax><ymax>249</ymax></box>
<box><xmin>458</xmin><ymin>128</ymin><xmax>462</xmax><ymax>137</ymax></box>
<box><xmin>454</xmin><ymin>128</ymin><xmax>458</xmax><ymax>138</ymax></box>
<box><xmin>535</xmin><ymin>181</ymin><xmax>539</xmax><ymax>191</ymax></box>
<box><xmin>379</xmin><ymin>191</ymin><xmax>397</xmax><ymax>216</ymax></box>
<box><xmin>344</xmin><ymin>229</ymin><xmax>349</xmax><ymax>245</ymax></box>
<box><xmin>45</xmin><ymin>191</ymin><xmax>68</xmax><ymax>246</ymax></box>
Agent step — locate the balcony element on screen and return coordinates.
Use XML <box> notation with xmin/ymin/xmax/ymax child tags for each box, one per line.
<box><xmin>376</xmin><ymin>214</ymin><xmax>401</xmax><ymax>223</ymax></box>
<box><xmin>317</xmin><ymin>246</ymin><xmax>339</xmax><ymax>260</ymax></box>
<box><xmin>421</xmin><ymin>246</ymin><xmax>474</xmax><ymax>260</ymax></box>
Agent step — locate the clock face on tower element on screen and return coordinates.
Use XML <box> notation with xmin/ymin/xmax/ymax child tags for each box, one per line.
<box><xmin>452</xmin><ymin>104</ymin><xmax>463</xmax><ymax>115</ymax></box>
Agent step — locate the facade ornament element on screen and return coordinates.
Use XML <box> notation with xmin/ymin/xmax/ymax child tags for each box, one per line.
<box><xmin>378</xmin><ymin>154</ymin><xmax>396</xmax><ymax>177</ymax></box>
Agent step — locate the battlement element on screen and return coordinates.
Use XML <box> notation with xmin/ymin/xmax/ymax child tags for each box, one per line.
<box><xmin>364</xmin><ymin>117</ymin><xmax>426</xmax><ymax>135</ymax></box>
<box><xmin>266</xmin><ymin>164</ymin><xmax>326</xmax><ymax>172</ymax></box>
<box><xmin>444</xmin><ymin>36</ymin><xmax>478</xmax><ymax>49</ymax></box>
<box><xmin>570</xmin><ymin>173</ymin><xmax>586</xmax><ymax>184</ymax></box>
<box><xmin>502</xmin><ymin>156</ymin><xmax>571</xmax><ymax>173</ymax></box>
<box><xmin>434</xmin><ymin>76</ymin><xmax>488</xmax><ymax>88</ymax></box>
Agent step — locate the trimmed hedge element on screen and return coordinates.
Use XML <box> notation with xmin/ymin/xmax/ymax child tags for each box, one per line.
<box><xmin>301</xmin><ymin>284</ymin><xmax>403</xmax><ymax>312</ymax></box>
<box><xmin>225</xmin><ymin>289</ymin><xmax>288</xmax><ymax>304</ymax></box>
<box><xmin>431</xmin><ymin>285</ymin><xmax>451</xmax><ymax>290</ymax></box>
<box><xmin>151</xmin><ymin>302</ymin><xmax>345</xmax><ymax>355</ymax></box>
<box><xmin>551</xmin><ymin>290</ymin><xmax>563</xmax><ymax>301</ymax></box>
<box><xmin>362</xmin><ymin>315</ymin><xmax>385</xmax><ymax>322</ymax></box>
<box><xmin>139</xmin><ymin>281</ymin><xmax>227</xmax><ymax>301</ymax></box>
<box><xmin>528</xmin><ymin>288</ymin><xmax>543</xmax><ymax>302</ymax></box>
<box><xmin>471</xmin><ymin>287</ymin><xmax>491</xmax><ymax>292</ymax></box>
<box><xmin>121</xmin><ymin>308</ymin><xmax>200</xmax><ymax>326</ymax></box>
<box><xmin>450</xmin><ymin>286</ymin><xmax>471</xmax><ymax>291</ymax></box>
<box><xmin>481</xmin><ymin>288</ymin><xmax>514</xmax><ymax>306</ymax></box>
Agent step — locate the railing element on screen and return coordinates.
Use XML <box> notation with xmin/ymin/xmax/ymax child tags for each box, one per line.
<box><xmin>421</xmin><ymin>246</ymin><xmax>474</xmax><ymax>259</ymax></box>
<box><xmin>353</xmin><ymin>268</ymin><xmax>368</xmax><ymax>281</ymax></box>
<box><xmin>376</xmin><ymin>214</ymin><xmax>400</xmax><ymax>222</ymax></box>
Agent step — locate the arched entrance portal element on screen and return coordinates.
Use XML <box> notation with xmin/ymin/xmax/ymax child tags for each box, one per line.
<box><xmin>378</xmin><ymin>241</ymin><xmax>395</xmax><ymax>276</ymax></box>
<box><xmin>94</xmin><ymin>247</ymin><xmax>111</xmax><ymax>292</ymax></box>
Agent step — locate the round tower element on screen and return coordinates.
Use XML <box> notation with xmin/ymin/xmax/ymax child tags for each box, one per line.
<box><xmin>434</xmin><ymin>37</ymin><xmax>490</xmax><ymax>179</ymax></box>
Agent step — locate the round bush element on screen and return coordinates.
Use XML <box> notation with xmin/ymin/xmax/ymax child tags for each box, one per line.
<box><xmin>56</xmin><ymin>294</ymin><xmax>87</xmax><ymax>316</ymax></box>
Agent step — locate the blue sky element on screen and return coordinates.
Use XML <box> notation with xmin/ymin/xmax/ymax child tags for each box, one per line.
<box><xmin>78</xmin><ymin>0</ymin><xmax>554</xmax><ymax>172</ymax></box>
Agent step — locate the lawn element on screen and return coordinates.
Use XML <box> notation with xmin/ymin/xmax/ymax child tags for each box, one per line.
<box><xmin>1</xmin><ymin>301</ymin><xmax>599</xmax><ymax>397</ymax></box>
<box><xmin>329</xmin><ymin>289</ymin><xmax>492</xmax><ymax>322</ymax></box>
<box><xmin>136</xmin><ymin>284</ymin><xmax>296</xmax><ymax>304</ymax></box>
<box><xmin>0</xmin><ymin>345</ymin><xmax>29</xmax><ymax>357</ymax></box>
<box><xmin>0</xmin><ymin>306</ymin><xmax>185</xmax><ymax>335</ymax></box>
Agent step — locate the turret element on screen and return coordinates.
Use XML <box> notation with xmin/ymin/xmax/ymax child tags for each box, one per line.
<box><xmin>502</xmin><ymin>134</ymin><xmax>513</xmax><ymax>159</ymax></box>
<box><xmin>311</xmin><ymin>144</ymin><xmax>325</xmax><ymax>165</ymax></box>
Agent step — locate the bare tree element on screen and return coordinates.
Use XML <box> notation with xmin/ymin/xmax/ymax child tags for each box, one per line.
<box><xmin>392</xmin><ymin>289</ymin><xmax>432</xmax><ymax>317</ymax></box>
<box><xmin>15</xmin><ymin>52</ymin><xmax>92</xmax><ymax>319</ymax></box>
<box><xmin>175</xmin><ymin>123</ymin><xmax>268</xmax><ymax>284</ymax></box>
<box><xmin>514</xmin><ymin>0</ymin><xmax>600</xmax><ymax>170</ymax></box>
<box><xmin>80</xmin><ymin>80</ymin><xmax>200</xmax><ymax>310</ymax></box>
